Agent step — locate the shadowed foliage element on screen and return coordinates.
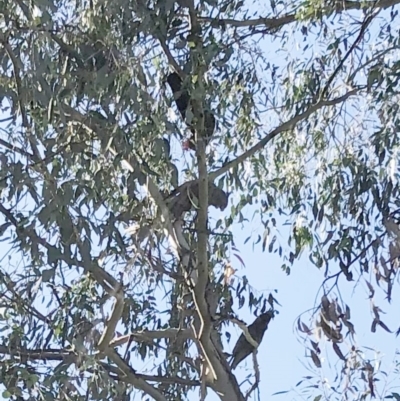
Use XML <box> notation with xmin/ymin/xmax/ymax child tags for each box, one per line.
<box><xmin>1</xmin><ymin>0</ymin><xmax>400</xmax><ymax>401</ymax></box>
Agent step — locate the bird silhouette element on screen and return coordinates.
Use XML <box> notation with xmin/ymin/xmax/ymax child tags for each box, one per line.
<box><xmin>230</xmin><ymin>310</ymin><xmax>274</xmax><ymax>370</ymax></box>
<box><xmin>167</xmin><ymin>72</ymin><xmax>216</xmax><ymax>150</ymax></box>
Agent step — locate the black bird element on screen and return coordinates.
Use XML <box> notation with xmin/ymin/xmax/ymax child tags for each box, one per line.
<box><xmin>167</xmin><ymin>73</ymin><xmax>190</xmax><ymax>121</ymax></box>
<box><xmin>230</xmin><ymin>310</ymin><xmax>274</xmax><ymax>370</ymax></box>
<box><xmin>167</xmin><ymin>72</ymin><xmax>216</xmax><ymax>150</ymax></box>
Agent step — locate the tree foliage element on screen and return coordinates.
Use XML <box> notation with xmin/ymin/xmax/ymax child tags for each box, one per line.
<box><xmin>1</xmin><ymin>0</ymin><xmax>400</xmax><ymax>400</ymax></box>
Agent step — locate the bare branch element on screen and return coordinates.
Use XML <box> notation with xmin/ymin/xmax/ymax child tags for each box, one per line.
<box><xmin>98</xmin><ymin>286</ymin><xmax>124</xmax><ymax>351</ymax></box>
<box><xmin>0</xmin><ymin>137</ymin><xmax>33</xmax><ymax>158</ymax></box>
<box><xmin>320</xmin><ymin>12</ymin><xmax>376</xmax><ymax>99</ymax></box>
<box><xmin>100</xmin><ymin>362</ymin><xmax>200</xmax><ymax>386</ymax></box>
<box><xmin>157</xmin><ymin>36</ymin><xmax>183</xmax><ymax>78</ymax></box>
<box><xmin>230</xmin><ymin>318</ymin><xmax>259</xmax><ymax>349</ymax></box>
<box><xmin>199</xmin><ymin>13</ymin><xmax>295</xmax><ymax>30</ymax></box>
<box><xmin>245</xmin><ymin>351</ymin><xmax>261</xmax><ymax>400</ymax></box>
<box><xmin>0</xmin><ymin>35</ymin><xmax>28</xmax><ymax>128</ymax></box>
<box><xmin>185</xmin><ymin>0</ymin><xmax>217</xmax><ymax>386</ymax></box>
<box><xmin>0</xmin><ymin>345</ymin><xmax>72</xmax><ymax>361</ymax></box>
<box><xmin>104</xmin><ymin>348</ymin><xmax>168</xmax><ymax>401</ymax></box>
<box><xmin>109</xmin><ymin>328</ymin><xmax>193</xmax><ymax>347</ymax></box>
<box><xmin>0</xmin><ymin>33</ymin><xmax>42</xmax><ymax>161</ymax></box>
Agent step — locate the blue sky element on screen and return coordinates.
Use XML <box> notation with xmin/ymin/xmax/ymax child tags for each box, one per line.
<box><xmin>227</xmin><ymin>217</ymin><xmax>400</xmax><ymax>399</ymax></box>
<box><xmin>200</xmin><ymin>3</ymin><xmax>400</xmax><ymax>398</ymax></box>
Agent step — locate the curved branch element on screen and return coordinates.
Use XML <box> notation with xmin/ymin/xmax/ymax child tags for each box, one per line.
<box><xmin>198</xmin><ymin>0</ymin><xmax>400</xmax><ymax>31</ymax></box>
<box><xmin>210</xmin><ymin>89</ymin><xmax>359</xmax><ymax>181</ymax></box>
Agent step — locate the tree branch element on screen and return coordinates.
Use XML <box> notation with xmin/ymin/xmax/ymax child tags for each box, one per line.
<box><xmin>109</xmin><ymin>328</ymin><xmax>192</xmax><ymax>347</ymax></box>
<box><xmin>0</xmin><ymin>33</ymin><xmax>42</xmax><ymax>161</ymax></box>
<box><xmin>0</xmin><ymin>202</ymin><xmax>122</xmax><ymax>303</ymax></box>
<box><xmin>210</xmin><ymin>89</ymin><xmax>359</xmax><ymax>181</ymax></box>
<box><xmin>186</xmin><ymin>0</ymin><xmax>216</xmax><ymax>388</ymax></box>
<box><xmin>0</xmin><ymin>137</ymin><xmax>33</xmax><ymax>158</ymax></box>
<box><xmin>97</xmin><ymin>286</ymin><xmax>124</xmax><ymax>352</ymax></box>
<box><xmin>0</xmin><ymin>345</ymin><xmax>72</xmax><ymax>361</ymax></box>
<box><xmin>245</xmin><ymin>351</ymin><xmax>260</xmax><ymax>400</ymax></box>
<box><xmin>198</xmin><ymin>0</ymin><xmax>400</xmax><ymax>31</ymax></box>
<box><xmin>104</xmin><ymin>348</ymin><xmax>168</xmax><ymax>401</ymax></box>
<box><xmin>100</xmin><ymin>362</ymin><xmax>200</xmax><ymax>386</ymax></box>
<box><xmin>199</xmin><ymin>13</ymin><xmax>295</xmax><ymax>30</ymax></box>
<box><xmin>320</xmin><ymin>11</ymin><xmax>376</xmax><ymax>99</ymax></box>
<box><xmin>58</xmin><ymin>103</ymin><xmax>191</xmax><ymax>263</ymax></box>
<box><xmin>230</xmin><ymin>318</ymin><xmax>259</xmax><ymax>349</ymax></box>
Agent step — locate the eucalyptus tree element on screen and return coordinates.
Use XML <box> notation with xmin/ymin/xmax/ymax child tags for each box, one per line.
<box><xmin>1</xmin><ymin>0</ymin><xmax>400</xmax><ymax>400</ymax></box>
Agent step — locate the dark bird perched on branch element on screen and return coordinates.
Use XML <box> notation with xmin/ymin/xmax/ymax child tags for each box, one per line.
<box><xmin>230</xmin><ymin>310</ymin><xmax>274</xmax><ymax>370</ymax></box>
<box><xmin>167</xmin><ymin>72</ymin><xmax>216</xmax><ymax>150</ymax></box>
<box><xmin>166</xmin><ymin>180</ymin><xmax>229</xmax><ymax>219</ymax></box>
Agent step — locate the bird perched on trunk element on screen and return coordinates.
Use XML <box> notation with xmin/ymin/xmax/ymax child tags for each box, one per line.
<box><xmin>167</xmin><ymin>72</ymin><xmax>216</xmax><ymax>151</ymax></box>
<box><xmin>230</xmin><ymin>310</ymin><xmax>274</xmax><ymax>370</ymax></box>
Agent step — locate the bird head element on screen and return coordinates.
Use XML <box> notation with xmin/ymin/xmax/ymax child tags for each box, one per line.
<box><xmin>257</xmin><ymin>310</ymin><xmax>274</xmax><ymax>327</ymax></box>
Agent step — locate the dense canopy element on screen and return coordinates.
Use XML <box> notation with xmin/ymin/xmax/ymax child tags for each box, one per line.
<box><xmin>1</xmin><ymin>0</ymin><xmax>400</xmax><ymax>400</ymax></box>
